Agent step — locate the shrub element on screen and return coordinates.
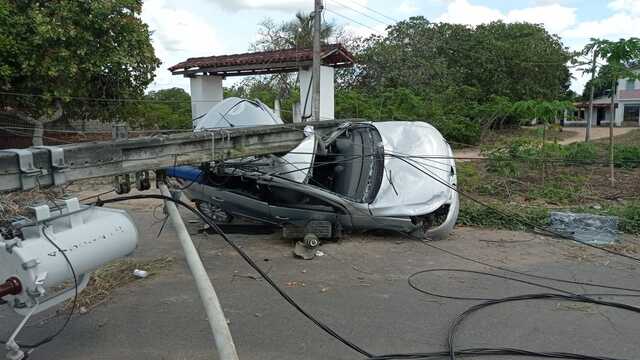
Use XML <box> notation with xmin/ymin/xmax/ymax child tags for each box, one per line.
<box><xmin>457</xmin><ymin>199</ymin><xmax>549</xmax><ymax>231</ymax></box>
<box><xmin>456</xmin><ymin>162</ymin><xmax>481</xmax><ymax>190</ymax></box>
<box><xmin>614</xmin><ymin>145</ymin><xmax>640</xmax><ymax>169</ymax></box>
<box><xmin>562</xmin><ymin>142</ymin><xmax>598</xmax><ymax>164</ymax></box>
<box><xmin>611</xmin><ymin>202</ymin><xmax>640</xmax><ymax>234</ymax></box>
<box><xmin>432</xmin><ymin>116</ymin><xmax>481</xmax><ymax>146</ymax></box>
<box><xmin>485</xmin><ymin>138</ymin><xmax>541</xmax><ymax>177</ymax></box>
<box><xmin>527</xmin><ymin>175</ymin><xmax>586</xmax><ymax>204</ymax></box>
<box><xmin>486</xmin><ymin>139</ymin><xmax>602</xmax><ymax>176</ymax></box>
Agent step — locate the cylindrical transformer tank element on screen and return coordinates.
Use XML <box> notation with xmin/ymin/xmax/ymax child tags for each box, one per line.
<box><xmin>0</xmin><ymin>198</ymin><xmax>138</xmax><ymax>312</ymax></box>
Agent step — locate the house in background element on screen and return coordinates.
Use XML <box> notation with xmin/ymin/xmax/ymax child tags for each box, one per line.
<box><xmin>571</xmin><ymin>66</ymin><xmax>640</xmax><ymax>127</ymax></box>
<box><xmin>169</xmin><ymin>44</ymin><xmax>354</xmax><ymax>123</ymax></box>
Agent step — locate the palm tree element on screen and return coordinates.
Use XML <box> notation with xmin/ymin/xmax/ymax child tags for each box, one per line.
<box><xmin>283</xmin><ymin>11</ymin><xmax>335</xmax><ymax>49</ymax></box>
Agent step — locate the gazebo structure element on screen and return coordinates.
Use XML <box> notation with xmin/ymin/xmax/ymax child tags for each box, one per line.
<box><xmin>169</xmin><ymin>43</ymin><xmax>354</xmax><ymax>122</ymax></box>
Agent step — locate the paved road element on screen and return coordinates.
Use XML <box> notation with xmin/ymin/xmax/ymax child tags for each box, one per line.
<box><xmin>2</xmin><ymin>205</ymin><xmax>640</xmax><ymax>360</ymax></box>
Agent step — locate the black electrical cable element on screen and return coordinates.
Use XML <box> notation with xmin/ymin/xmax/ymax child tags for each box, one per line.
<box><xmin>387</xmin><ymin>152</ymin><xmax>640</xmax><ymax>263</ymax></box>
<box><xmin>398</xmin><ymin>231</ymin><xmax>640</xmax><ymax>295</ymax></box>
<box><xmin>446</xmin><ymin>292</ymin><xmax>640</xmax><ymax>360</ymax></box>
<box><xmin>408</xmin><ymin>268</ymin><xmax>640</xmax><ymax>302</ymax></box>
<box><xmin>370</xmin><ymin>347</ymin><xmax>627</xmax><ymax>360</ymax></box>
<box><xmin>92</xmin><ymin>193</ymin><xmax>375</xmax><ymax>358</ymax></box>
<box><xmin>0</xmin><ymin>226</ymin><xmax>79</xmax><ymax>350</ymax></box>
<box><xmin>378</xmin><ymin>268</ymin><xmax>640</xmax><ymax>360</ymax></box>
<box><xmin>11</xmin><ymin>187</ymin><xmax>632</xmax><ymax>359</ymax></box>
<box><xmin>160</xmin><ymin>149</ymin><xmax>640</xmax><ymax>359</ymax></box>
<box><xmin>92</xmin><ymin>193</ymin><xmax>640</xmax><ymax>360</ymax></box>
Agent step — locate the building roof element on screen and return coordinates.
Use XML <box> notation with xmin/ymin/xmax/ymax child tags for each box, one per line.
<box><xmin>169</xmin><ymin>43</ymin><xmax>355</xmax><ymax>77</ymax></box>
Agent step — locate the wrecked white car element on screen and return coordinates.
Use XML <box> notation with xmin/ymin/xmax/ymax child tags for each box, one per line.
<box><xmin>168</xmin><ymin>97</ymin><xmax>459</xmax><ymax>240</ymax></box>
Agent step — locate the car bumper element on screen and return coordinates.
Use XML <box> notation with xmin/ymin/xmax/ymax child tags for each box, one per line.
<box><xmin>424</xmin><ymin>190</ymin><xmax>459</xmax><ymax>241</ymax></box>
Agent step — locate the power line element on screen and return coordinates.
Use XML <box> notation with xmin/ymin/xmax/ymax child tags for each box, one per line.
<box><xmin>0</xmin><ymin>125</ymin><xmax>191</xmax><ymax>134</ymax></box>
<box><xmin>331</xmin><ymin>0</ymin><xmax>398</xmax><ymax>24</ymax></box>
<box><xmin>325</xmin><ymin>0</ymin><xmax>393</xmax><ymax>27</ymax></box>
<box><xmin>324</xmin><ymin>7</ymin><xmax>386</xmax><ymax>36</ymax></box>
<box><xmin>0</xmin><ymin>91</ymin><xmax>197</xmax><ymax>103</ymax></box>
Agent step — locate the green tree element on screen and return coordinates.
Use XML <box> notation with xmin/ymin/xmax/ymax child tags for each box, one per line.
<box><xmin>0</xmin><ymin>1</ymin><xmax>160</xmax><ymax>145</ymax></box>
<box><xmin>128</xmin><ymin>88</ymin><xmax>192</xmax><ymax>130</ymax></box>
<box><xmin>350</xmin><ymin>18</ymin><xmax>571</xmax><ymax>101</ymax></box>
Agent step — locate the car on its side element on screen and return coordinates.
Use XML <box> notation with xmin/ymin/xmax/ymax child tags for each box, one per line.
<box><xmin>168</xmin><ymin>97</ymin><xmax>459</xmax><ymax>240</ymax></box>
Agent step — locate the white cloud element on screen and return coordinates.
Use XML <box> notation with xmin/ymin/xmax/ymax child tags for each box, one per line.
<box><xmin>436</xmin><ymin>0</ymin><xmax>576</xmax><ymax>33</ymax></box>
<box><xmin>563</xmin><ymin>0</ymin><xmax>640</xmax><ymax>40</ymax></box>
<box><xmin>436</xmin><ymin>0</ymin><xmax>502</xmax><ymax>26</ymax></box>
<box><xmin>507</xmin><ymin>4</ymin><xmax>576</xmax><ymax>33</ymax></box>
<box><xmin>208</xmin><ymin>0</ymin><xmax>311</xmax><ymax>12</ymax></box>
<box><xmin>562</xmin><ymin>12</ymin><xmax>639</xmax><ymax>39</ymax></box>
<box><xmin>142</xmin><ymin>0</ymin><xmax>222</xmax><ymax>91</ymax></box>
<box><xmin>608</xmin><ymin>0</ymin><xmax>640</xmax><ymax>15</ymax></box>
<box><xmin>205</xmin><ymin>0</ymin><xmax>367</xmax><ymax>12</ymax></box>
<box><xmin>562</xmin><ymin>0</ymin><xmax>640</xmax><ymax>92</ymax></box>
<box><xmin>343</xmin><ymin>23</ymin><xmax>387</xmax><ymax>39</ymax></box>
<box><xmin>398</xmin><ymin>1</ymin><xmax>419</xmax><ymax>14</ymax></box>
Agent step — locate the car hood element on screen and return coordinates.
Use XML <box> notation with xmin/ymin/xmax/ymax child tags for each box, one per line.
<box><xmin>368</xmin><ymin>121</ymin><xmax>456</xmax><ymax>217</ymax></box>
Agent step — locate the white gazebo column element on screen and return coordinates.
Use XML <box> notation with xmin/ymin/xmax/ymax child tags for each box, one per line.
<box><xmin>298</xmin><ymin>65</ymin><xmax>335</xmax><ymax>121</ymax></box>
<box><xmin>189</xmin><ymin>75</ymin><xmax>224</xmax><ymax>120</ymax></box>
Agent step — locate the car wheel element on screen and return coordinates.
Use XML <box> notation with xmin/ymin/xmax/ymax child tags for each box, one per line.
<box><xmin>196</xmin><ymin>201</ymin><xmax>233</xmax><ymax>223</ymax></box>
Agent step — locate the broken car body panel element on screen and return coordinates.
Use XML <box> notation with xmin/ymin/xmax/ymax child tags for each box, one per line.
<box><xmin>169</xmin><ymin>98</ymin><xmax>459</xmax><ymax>240</ymax></box>
<box><xmin>369</xmin><ymin>121</ymin><xmax>456</xmax><ymax>217</ymax></box>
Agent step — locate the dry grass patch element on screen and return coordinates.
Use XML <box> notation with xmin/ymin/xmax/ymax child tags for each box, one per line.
<box><xmin>62</xmin><ymin>256</ymin><xmax>174</xmax><ymax>312</ymax></box>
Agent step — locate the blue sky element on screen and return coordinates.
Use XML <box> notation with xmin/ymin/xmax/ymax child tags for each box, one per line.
<box><xmin>141</xmin><ymin>0</ymin><xmax>640</xmax><ymax>94</ymax></box>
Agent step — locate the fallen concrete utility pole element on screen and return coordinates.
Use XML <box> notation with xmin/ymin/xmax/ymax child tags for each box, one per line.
<box><xmin>159</xmin><ymin>183</ymin><xmax>240</xmax><ymax>360</ymax></box>
<box><xmin>0</xmin><ymin>121</ymin><xmax>341</xmax><ymax>193</ymax></box>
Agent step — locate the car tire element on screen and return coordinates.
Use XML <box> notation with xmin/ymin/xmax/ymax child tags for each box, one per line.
<box><xmin>196</xmin><ymin>201</ymin><xmax>233</xmax><ymax>223</ymax></box>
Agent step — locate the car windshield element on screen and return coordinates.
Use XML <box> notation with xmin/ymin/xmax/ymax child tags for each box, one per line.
<box><xmin>310</xmin><ymin>124</ymin><xmax>384</xmax><ymax>203</ymax></box>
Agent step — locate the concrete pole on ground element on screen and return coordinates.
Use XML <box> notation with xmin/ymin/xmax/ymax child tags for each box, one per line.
<box><xmin>159</xmin><ymin>184</ymin><xmax>240</xmax><ymax>360</ymax></box>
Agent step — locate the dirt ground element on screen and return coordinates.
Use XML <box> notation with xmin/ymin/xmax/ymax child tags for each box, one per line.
<box><xmin>453</xmin><ymin>126</ymin><xmax>637</xmax><ymax>159</ymax></box>
<box><xmin>558</xmin><ymin>127</ymin><xmax>637</xmax><ymax>145</ymax></box>
<box><xmin>2</xmin><ymin>195</ymin><xmax>640</xmax><ymax>360</ymax></box>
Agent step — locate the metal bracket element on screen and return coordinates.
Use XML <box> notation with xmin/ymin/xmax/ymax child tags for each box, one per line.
<box><xmin>33</xmin><ymin>146</ymin><xmax>67</xmax><ymax>185</ymax></box>
<box><xmin>14</xmin><ymin>274</ymin><xmax>89</xmax><ymax>317</ymax></box>
<box><xmin>135</xmin><ymin>171</ymin><xmax>151</xmax><ymax>191</ymax></box>
<box><xmin>3</xmin><ymin>149</ymin><xmax>42</xmax><ymax>190</ymax></box>
<box><xmin>113</xmin><ymin>174</ymin><xmax>131</xmax><ymax>194</ymax></box>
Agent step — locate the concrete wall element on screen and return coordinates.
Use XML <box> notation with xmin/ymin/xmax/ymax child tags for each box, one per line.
<box><xmin>617</xmin><ymin>69</ymin><xmax>640</xmax><ymax>94</ymax></box>
<box><xmin>190</xmin><ymin>76</ymin><xmax>224</xmax><ymax>120</ymax></box>
<box><xmin>299</xmin><ymin>65</ymin><xmax>335</xmax><ymax>121</ymax></box>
